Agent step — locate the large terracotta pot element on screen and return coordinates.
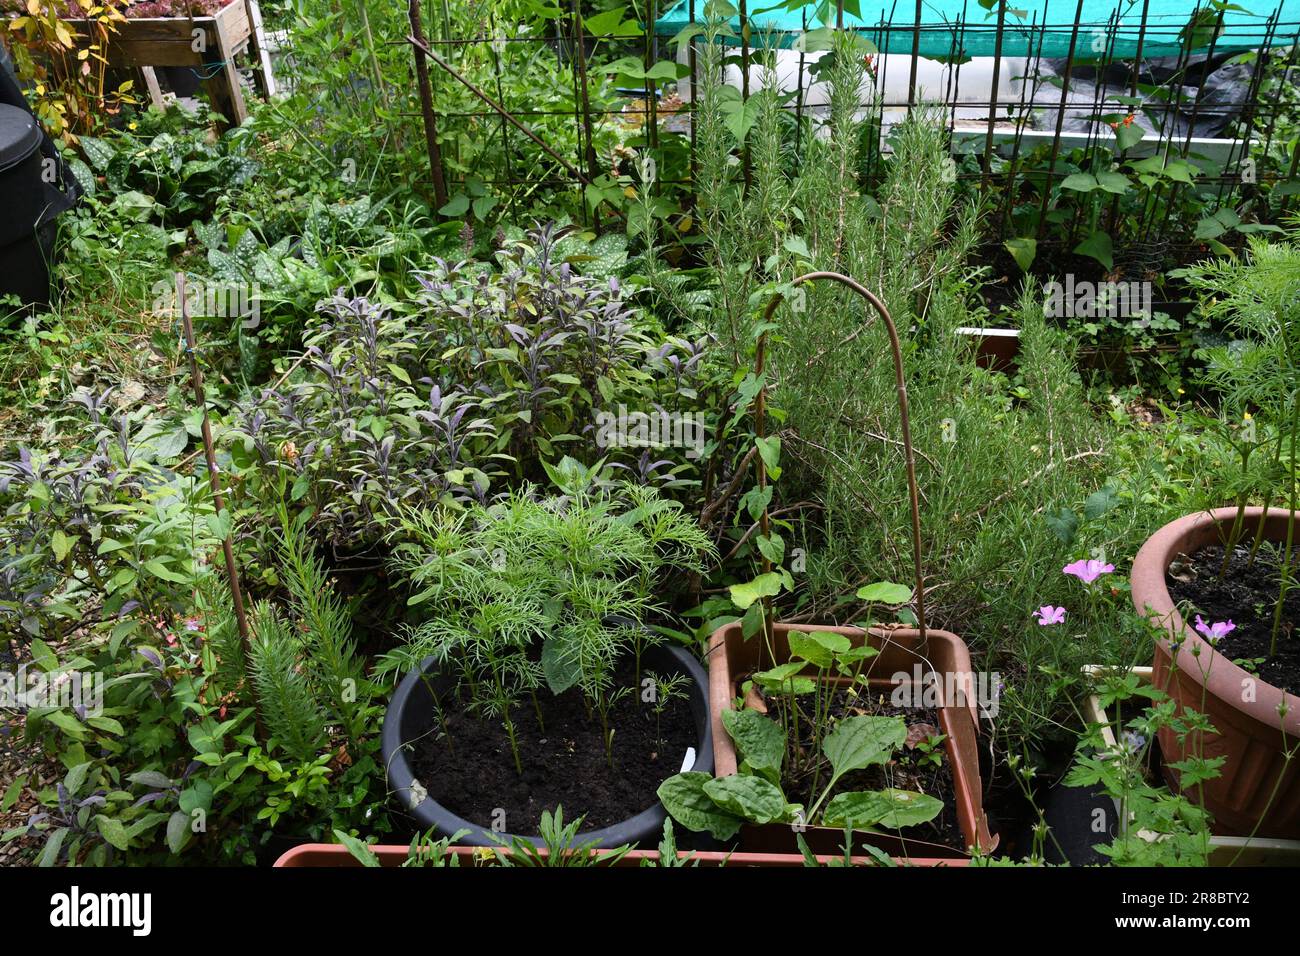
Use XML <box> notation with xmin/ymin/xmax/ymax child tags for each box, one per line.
<box><xmin>706</xmin><ymin>620</ymin><xmax>996</xmax><ymax>856</ymax></box>
<box><xmin>273</xmin><ymin>843</ymin><xmax>968</xmax><ymax>867</ymax></box>
<box><xmin>1131</xmin><ymin>506</ymin><xmax>1300</xmax><ymax>837</ymax></box>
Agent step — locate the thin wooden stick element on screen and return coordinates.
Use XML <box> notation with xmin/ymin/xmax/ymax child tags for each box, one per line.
<box><xmin>177</xmin><ymin>273</ymin><xmax>251</xmax><ymax>648</ymax></box>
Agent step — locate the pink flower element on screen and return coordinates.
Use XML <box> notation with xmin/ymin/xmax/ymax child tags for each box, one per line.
<box><xmin>1062</xmin><ymin>558</ymin><xmax>1115</xmax><ymax>584</ymax></box>
<box><xmin>1034</xmin><ymin>605</ymin><xmax>1066</xmax><ymax>625</ymax></box>
<box><xmin>1194</xmin><ymin>615</ymin><xmax>1235</xmax><ymax>644</ymax></box>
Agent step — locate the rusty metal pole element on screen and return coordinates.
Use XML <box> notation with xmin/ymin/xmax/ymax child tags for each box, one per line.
<box><xmin>176</xmin><ymin>273</ymin><xmax>251</xmax><ymax>650</ymax></box>
<box><xmin>409</xmin><ymin>0</ymin><xmax>449</xmax><ymax>210</ymax></box>
<box><xmin>573</xmin><ymin>0</ymin><xmax>599</xmax><ymax>179</ymax></box>
<box><xmin>756</xmin><ymin>273</ymin><xmax>929</xmax><ymax>643</ymax></box>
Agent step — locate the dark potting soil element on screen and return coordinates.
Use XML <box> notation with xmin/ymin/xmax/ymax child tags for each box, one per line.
<box><xmin>410</xmin><ymin>664</ymin><xmax>696</xmax><ymax>835</ymax></box>
<box><xmin>1166</xmin><ymin>542</ymin><xmax>1300</xmax><ymax>692</ymax></box>
<box><xmin>766</xmin><ymin>687</ymin><xmax>967</xmax><ymax>851</ymax></box>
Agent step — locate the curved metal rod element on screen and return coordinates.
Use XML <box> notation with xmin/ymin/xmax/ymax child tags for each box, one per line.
<box><xmin>756</xmin><ymin>271</ymin><xmax>928</xmax><ymax>639</ymax></box>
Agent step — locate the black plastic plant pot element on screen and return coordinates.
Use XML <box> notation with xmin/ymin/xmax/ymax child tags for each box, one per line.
<box><xmin>382</xmin><ymin>642</ymin><xmax>713</xmax><ymax>849</ymax></box>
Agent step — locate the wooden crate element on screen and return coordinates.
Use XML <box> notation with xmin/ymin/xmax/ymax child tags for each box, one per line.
<box><xmin>66</xmin><ymin>0</ymin><xmax>272</xmax><ymax>126</ymax></box>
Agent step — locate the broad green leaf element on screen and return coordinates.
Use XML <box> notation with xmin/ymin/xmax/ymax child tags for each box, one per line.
<box><xmin>1045</xmin><ymin>507</ymin><xmax>1079</xmax><ymax>545</ymax></box>
<box><xmin>1060</xmin><ymin>172</ymin><xmax>1098</xmax><ymax>192</ymax></box>
<box><xmin>721</xmin><ymin>707</ymin><xmax>784</xmax><ymax>781</ymax></box>
<box><xmin>44</xmin><ymin>711</ymin><xmax>87</xmax><ymax>740</ymax></box>
<box><xmin>1083</xmin><ymin>486</ymin><xmax>1120</xmax><ymax>520</ymax></box>
<box><xmin>823</xmin><ymin>788</ymin><xmax>944</xmax><ymax>829</ymax></box>
<box><xmin>51</xmin><ymin>530</ymin><xmax>73</xmax><ymax>562</ymax></box>
<box><xmin>1073</xmin><ymin>230</ymin><xmax>1114</xmax><ymax>271</ymax></box>
<box><xmin>788</xmin><ymin>630</ymin><xmax>834</xmax><ymax>668</ymax></box>
<box><xmin>541</xmin><ymin>637</ymin><xmax>581</xmax><ymax>695</ymax></box>
<box><xmin>823</xmin><ymin>715</ymin><xmax>907</xmax><ymax>783</ymax></box>
<box><xmin>782</xmin><ymin>236</ymin><xmax>810</xmax><ymax>259</ymax></box>
<box><xmin>1114</xmin><ymin>121</ymin><xmax>1144</xmax><ymax>151</ymax></box>
<box><xmin>1</xmin><ymin>775</ymin><xmax>25</xmax><ymax>812</ymax></box>
<box><xmin>38</xmin><ymin>828</ymin><xmax>67</xmax><ymax>867</ymax></box>
<box><xmin>438</xmin><ymin>194</ymin><xmax>470</xmax><ymax>217</ymax></box>
<box><xmin>143</xmin><ymin>559</ymin><xmax>190</xmax><ymax>584</ymax></box>
<box><xmin>166</xmin><ymin>811</ymin><xmax>192</xmax><ymax>855</ymax></box>
<box><xmin>755</xmin><ymin>434</ymin><xmax>782</xmax><ymax>480</ymax></box>
<box><xmin>28</xmin><ymin>638</ymin><xmax>58</xmax><ymax>673</ymax></box>
<box><xmin>657</xmin><ymin>772</ymin><xmax>744</xmax><ymax>840</ymax></box>
<box><xmin>755</xmin><ymin>533</ymin><xmax>784</xmax><ymax>565</ymax></box>
<box><xmin>729</xmin><ymin>572</ymin><xmax>783</xmax><ymax>609</ymax></box>
<box><xmin>63</xmin><ymin>761</ymin><xmax>92</xmax><ymax>795</ymax></box>
<box><xmin>128</xmin><ymin>770</ymin><xmax>174</xmax><ymax>790</ymax></box>
<box><xmin>1095</xmin><ymin>170</ymin><xmax>1131</xmax><ymax>194</ymax></box>
<box><xmin>752</xmin><ymin>661</ymin><xmax>816</xmax><ymax>695</ymax></box>
<box><xmin>95</xmin><ymin>815</ymin><xmax>131</xmax><ymax>851</ymax></box>
<box><xmin>150</xmin><ymin>426</ymin><xmax>189</xmax><ymax>461</ymax></box>
<box><xmin>1004</xmin><ymin>236</ymin><xmax>1036</xmax><ymax>271</ymax></box>
<box><xmin>703</xmin><ymin>775</ymin><xmax>787</xmax><ymax>824</ymax></box>
<box><xmin>583</xmin><ymin>8</ymin><xmax>640</xmax><ymax>37</ymax></box>
<box><xmin>856</xmin><ymin>582</ymin><xmax>913</xmax><ymax>605</ymax></box>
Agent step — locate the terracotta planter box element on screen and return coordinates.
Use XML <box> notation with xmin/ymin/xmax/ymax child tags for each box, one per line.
<box><xmin>953</xmin><ymin>327</ymin><xmax>1020</xmax><ymax>373</ymax></box>
<box><xmin>1082</xmin><ymin>664</ymin><xmax>1300</xmax><ymax>865</ymax></box>
<box><xmin>273</xmin><ymin>843</ymin><xmax>969</xmax><ymax>868</ymax></box>
<box><xmin>1131</xmin><ymin>507</ymin><xmax>1300</xmax><ymax>838</ymax></box>
<box><xmin>706</xmin><ymin>620</ymin><xmax>996</xmax><ymax>857</ymax></box>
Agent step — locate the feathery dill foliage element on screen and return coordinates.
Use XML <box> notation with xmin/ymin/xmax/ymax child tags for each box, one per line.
<box><xmin>1175</xmin><ymin>239</ymin><xmax>1300</xmax><ymax>651</ymax></box>
<box><xmin>381</xmin><ymin>479</ymin><xmax>714</xmax><ymax>772</ymax></box>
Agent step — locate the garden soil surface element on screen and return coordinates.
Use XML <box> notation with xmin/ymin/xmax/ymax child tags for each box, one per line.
<box><xmin>410</xmin><ymin>666</ymin><xmax>696</xmax><ymax>834</ymax></box>
<box><xmin>767</xmin><ymin>687</ymin><xmax>967</xmax><ymax>851</ymax></box>
<box><xmin>1167</xmin><ymin>542</ymin><xmax>1300</xmax><ymax>691</ymax></box>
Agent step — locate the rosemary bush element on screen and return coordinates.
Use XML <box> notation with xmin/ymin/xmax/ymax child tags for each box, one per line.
<box><xmin>671</xmin><ymin>16</ymin><xmax>1170</xmax><ymax>751</ymax></box>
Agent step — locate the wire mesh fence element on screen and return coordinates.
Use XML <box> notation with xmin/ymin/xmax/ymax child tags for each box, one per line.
<box><xmin>389</xmin><ymin>0</ymin><xmax>1300</xmax><ymax>246</ymax></box>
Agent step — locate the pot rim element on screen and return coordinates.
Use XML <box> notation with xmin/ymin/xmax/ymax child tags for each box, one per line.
<box><xmin>1130</xmin><ymin>506</ymin><xmax>1300</xmax><ymax>734</ymax></box>
<box><xmin>271</xmin><ymin>842</ymin><xmax>969</xmax><ymax>868</ymax></box>
<box><xmin>381</xmin><ymin>642</ymin><xmax>713</xmax><ymax>849</ymax></box>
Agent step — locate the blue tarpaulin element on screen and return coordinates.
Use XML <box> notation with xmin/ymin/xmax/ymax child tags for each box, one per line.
<box><xmin>652</xmin><ymin>0</ymin><xmax>1300</xmax><ymax>59</ymax></box>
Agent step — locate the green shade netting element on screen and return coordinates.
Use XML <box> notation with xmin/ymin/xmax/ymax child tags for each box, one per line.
<box><xmin>652</xmin><ymin>0</ymin><xmax>1300</xmax><ymax>58</ymax></box>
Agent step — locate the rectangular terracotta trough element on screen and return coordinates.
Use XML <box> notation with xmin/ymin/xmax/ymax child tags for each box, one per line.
<box><xmin>706</xmin><ymin>620</ymin><xmax>996</xmax><ymax>858</ymax></box>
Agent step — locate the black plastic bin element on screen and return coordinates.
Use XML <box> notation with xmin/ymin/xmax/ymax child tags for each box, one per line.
<box><xmin>0</xmin><ymin>103</ymin><xmax>59</xmax><ymax>308</ymax></box>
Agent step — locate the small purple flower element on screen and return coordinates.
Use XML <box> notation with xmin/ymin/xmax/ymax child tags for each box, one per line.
<box><xmin>1062</xmin><ymin>558</ymin><xmax>1115</xmax><ymax>584</ymax></box>
<box><xmin>1034</xmin><ymin>605</ymin><xmax>1066</xmax><ymax>626</ymax></box>
<box><xmin>1194</xmin><ymin>615</ymin><xmax>1235</xmax><ymax>645</ymax></box>
<box><xmin>1121</xmin><ymin>730</ymin><xmax>1146</xmax><ymax>752</ymax></box>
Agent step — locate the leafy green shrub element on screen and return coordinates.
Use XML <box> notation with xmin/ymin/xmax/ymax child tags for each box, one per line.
<box><xmin>0</xmin><ymin>390</ymin><xmax>217</xmax><ymax>644</ymax></box>
<box><xmin>231</xmin><ymin>225</ymin><xmax>716</xmax><ymax>550</ymax></box>
<box><xmin>73</xmin><ymin>106</ymin><xmax>259</xmax><ymax>229</ymax></box>
<box><xmin>5</xmin><ymin>518</ymin><xmax>383</xmax><ymax>865</ymax></box>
